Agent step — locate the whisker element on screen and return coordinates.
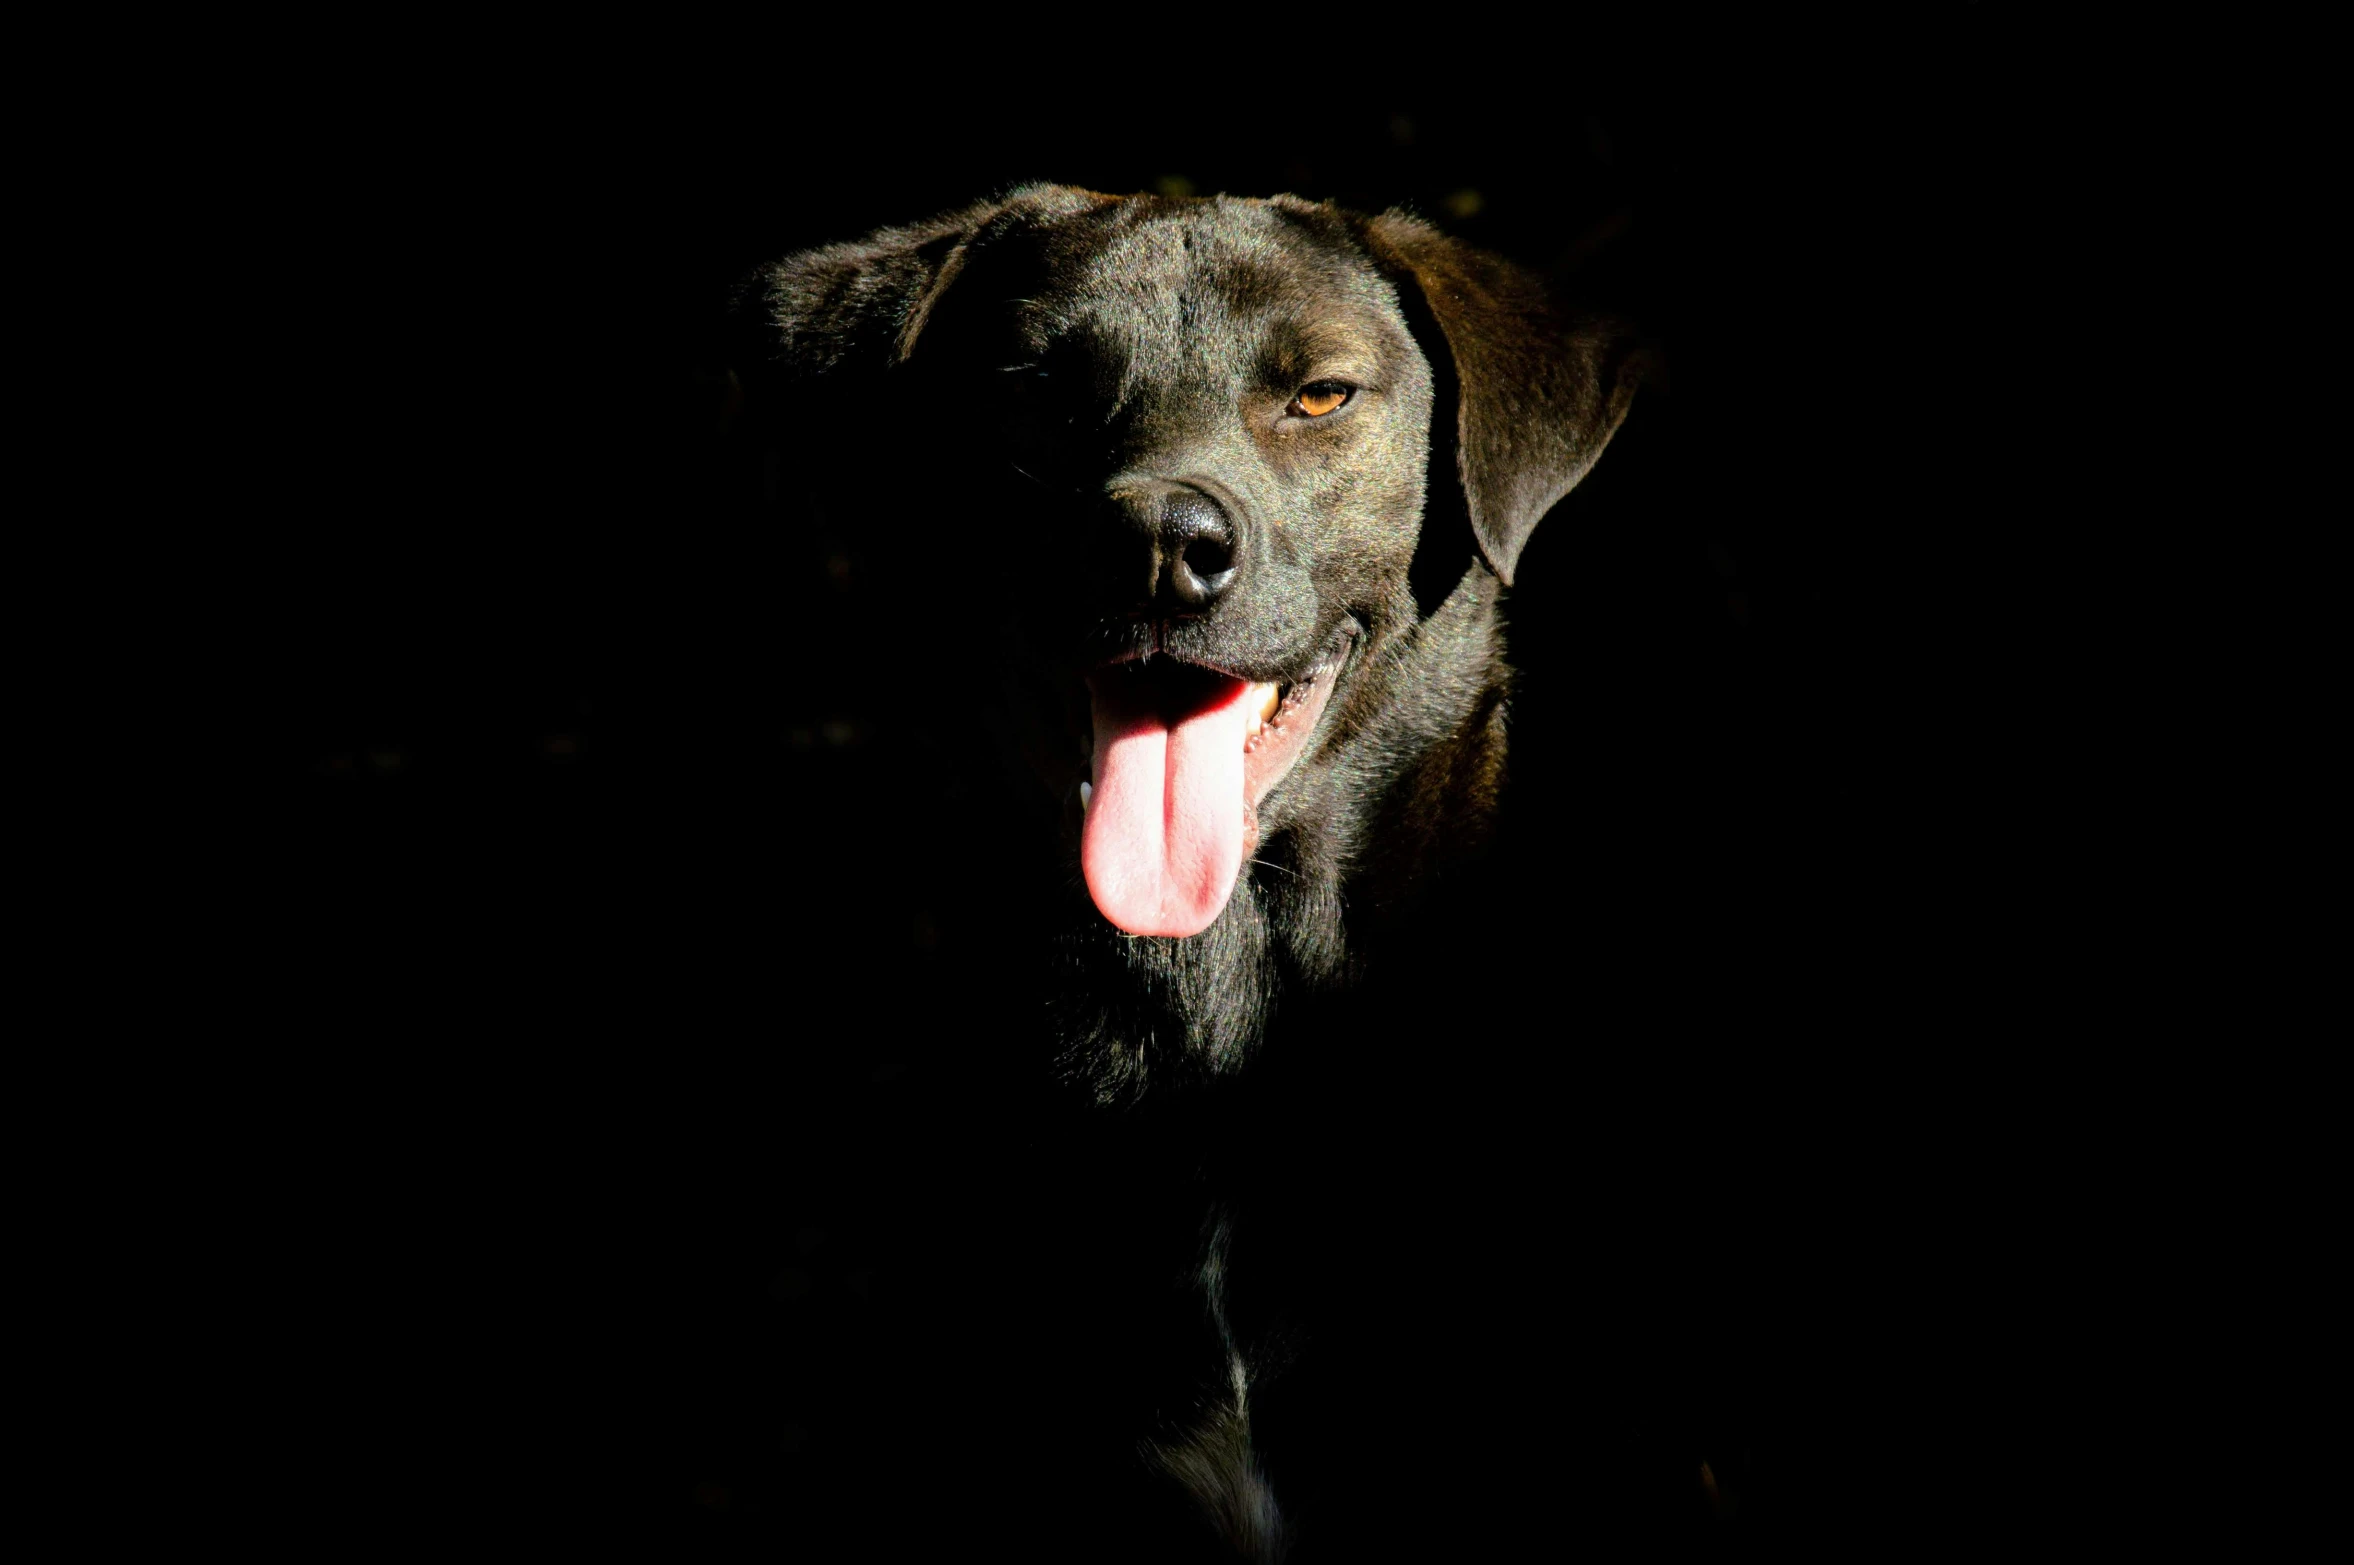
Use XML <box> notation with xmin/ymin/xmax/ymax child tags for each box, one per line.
<box><xmin>1009</xmin><ymin>460</ymin><xmax>1085</xmax><ymax>498</ymax></box>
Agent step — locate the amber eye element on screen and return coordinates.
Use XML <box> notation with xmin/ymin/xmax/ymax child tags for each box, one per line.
<box><xmin>1289</xmin><ymin>383</ymin><xmax>1353</xmax><ymax>418</ymax></box>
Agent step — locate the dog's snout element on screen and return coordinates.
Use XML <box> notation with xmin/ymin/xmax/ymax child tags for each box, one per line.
<box><xmin>1108</xmin><ymin>483</ymin><xmax>1240</xmax><ymax>612</ymax></box>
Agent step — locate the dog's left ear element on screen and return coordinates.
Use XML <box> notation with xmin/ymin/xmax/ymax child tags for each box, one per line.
<box><xmin>1356</xmin><ymin>212</ymin><xmax>1648</xmax><ymax>587</ymax></box>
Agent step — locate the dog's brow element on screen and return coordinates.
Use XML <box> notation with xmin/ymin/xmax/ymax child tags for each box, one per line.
<box><xmin>1261</xmin><ymin>321</ymin><xmax>1382</xmax><ymax>383</ymax></box>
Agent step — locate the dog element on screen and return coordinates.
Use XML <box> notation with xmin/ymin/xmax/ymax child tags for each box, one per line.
<box><xmin>729</xmin><ymin>186</ymin><xmax>1653</xmax><ymax>1558</ymax></box>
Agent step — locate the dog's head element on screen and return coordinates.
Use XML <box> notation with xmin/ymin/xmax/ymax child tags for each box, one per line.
<box><xmin>741</xmin><ymin>185</ymin><xmax>1639</xmax><ymax>945</ymax></box>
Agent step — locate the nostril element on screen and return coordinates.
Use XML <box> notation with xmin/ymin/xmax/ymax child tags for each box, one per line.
<box><xmin>1182</xmin><ymin>532</ymin><xmax>1234</xmax><ymax>582</ymax></box>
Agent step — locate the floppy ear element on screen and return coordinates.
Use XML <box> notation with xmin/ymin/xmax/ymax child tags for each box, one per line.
<box><xmin>734</xmin><ymin>201</ymin><xmax>990</xmax><ymax>385</ymax></box>
<box><xmin>731</xmin><ymin>184</ymin><xmax>1107</xmax><ymax>386</ymax></box>
<box><xmin>1356</xmin><ymin>212</ymin><xmax>1647</xmax><ymax>587</ymax></box>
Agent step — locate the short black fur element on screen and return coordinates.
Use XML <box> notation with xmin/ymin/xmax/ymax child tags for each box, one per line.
<box><xmin>732</xmin><ymin>184</ymin><xmax>1644</xmax><ymax>1557</ymax></box>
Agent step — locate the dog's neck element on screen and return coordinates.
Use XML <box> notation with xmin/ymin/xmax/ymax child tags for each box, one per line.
<box><xmin>1048</xmin><ymin>560</ymin><xmax>1512</xmax><ymax>1102</ymax></box>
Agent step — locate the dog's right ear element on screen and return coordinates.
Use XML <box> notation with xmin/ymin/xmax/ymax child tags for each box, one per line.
<box><xmin>729</xmin><ymin>184</ymin><xmax>1107</xmax><ymax>392</ymax></box>
<box><xmin>730</xmin><ymin>201</ymin><xmax>991</xmax><ymax>388</ymax></box>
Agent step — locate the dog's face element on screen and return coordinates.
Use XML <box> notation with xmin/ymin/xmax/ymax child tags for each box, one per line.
<box><xmin>747</xmin><ymin>186</ymin><xmax>1637</xmax><ymax>964</ymax></box>
<box><xmin>917</xmin><ymin>198</ymin><xmax>1438</xmax><ymax>937</ymax></box>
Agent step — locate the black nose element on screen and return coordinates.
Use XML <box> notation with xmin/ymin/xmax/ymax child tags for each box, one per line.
<box><xmin>1110</xmin><ymin>485</ymin><xmax>1237</xmax><ymax>611</ymax></box>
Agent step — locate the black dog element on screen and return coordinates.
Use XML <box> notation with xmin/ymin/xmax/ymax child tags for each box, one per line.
<box><xmin>732</xmin><ymin>186</ymin><xmax>1654</xmax><ymax>1557</ymax></box>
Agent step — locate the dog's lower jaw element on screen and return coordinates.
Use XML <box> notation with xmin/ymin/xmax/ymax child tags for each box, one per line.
<box><xmin>1050</xmin><ymin>566</ymin><xmax>1512</xmax><ymax>1103</ymax></box>
<box><xmin>1077</xmin><ymin>626</ymin><xmax>1358</xmax><ymax>939</ymax></box>
<box><xmin>1049</xmin><ymin>874</ymin><xmax>1279</xmax><ymax>1104</ymax></box>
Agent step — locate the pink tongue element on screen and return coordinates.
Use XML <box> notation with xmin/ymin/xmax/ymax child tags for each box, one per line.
<box><xmin>1082</xmin><ymin>670</ymin><xmax>1254</xmax><ymax>937</ymax></box>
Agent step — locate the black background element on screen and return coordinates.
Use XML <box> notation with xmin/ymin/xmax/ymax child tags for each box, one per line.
<box><xmin>240</xmin><ymin>24</ymin><xmax>2125</xmax><ymax>1555</ymax></box>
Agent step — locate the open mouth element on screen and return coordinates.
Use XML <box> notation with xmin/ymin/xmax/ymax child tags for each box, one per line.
<box><xmin>1077</xmin><ymin>627</ymin><xmax>1354</xmax><ymax>938</ymax></box>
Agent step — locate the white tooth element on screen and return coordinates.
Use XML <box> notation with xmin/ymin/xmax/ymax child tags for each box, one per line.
<box><xmin>1079</xmin><ymin>780</ymin><xmax>1093</xmax><ymax>811</ymax></box>
<box><xmin>1253</xmin><ymin>682</ymin><xmax>1281</xmax><ymax>725</ymax></box>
